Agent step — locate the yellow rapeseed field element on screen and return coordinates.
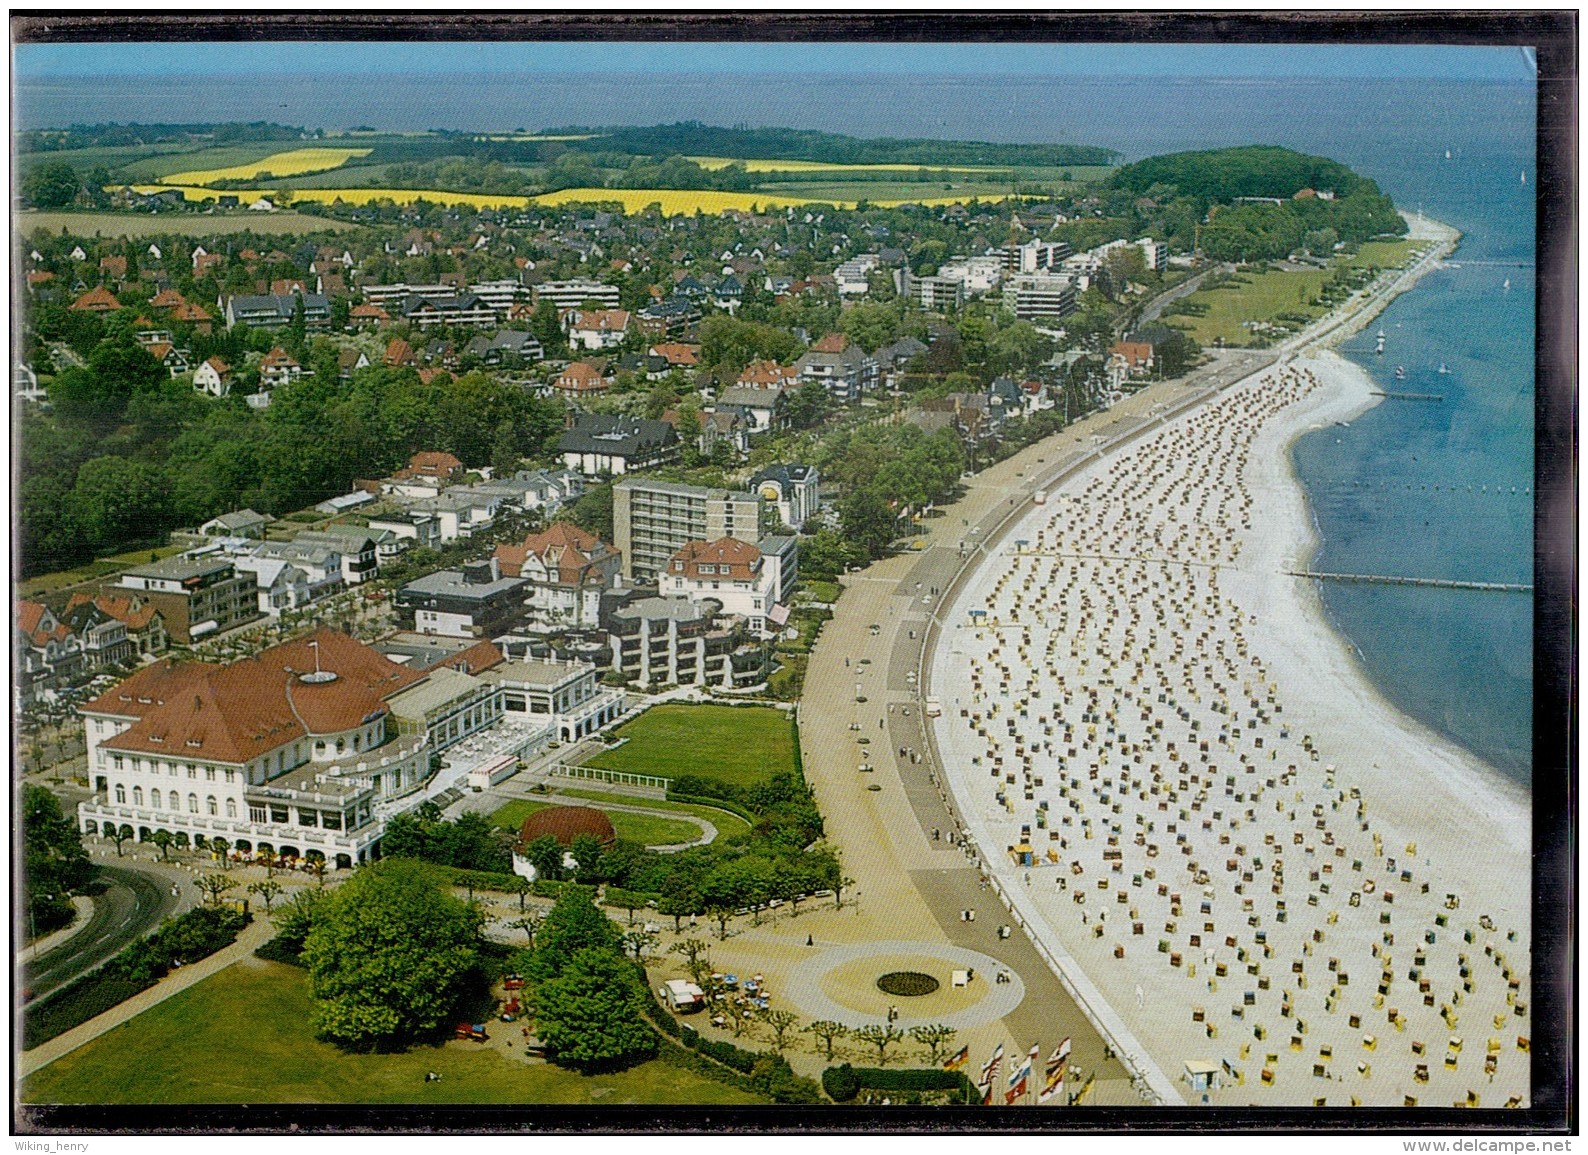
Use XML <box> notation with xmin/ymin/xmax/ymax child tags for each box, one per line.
<box><xmin>127</xmin><ymin>183</ymin><xmax>1015</xmax><ymax>215</ymax></box>
<box><xmin>687</xmin><ymin>156</ymin><xmax>1004</xmax><ymax>174</ymax></box>
<box><xmin>160</xmin><ymin>148</ymin><xmax>373</xmax><ymax>185</ymax></box>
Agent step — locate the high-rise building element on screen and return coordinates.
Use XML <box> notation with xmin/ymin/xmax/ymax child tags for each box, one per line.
<box><xmin>613</xmin><ymin>478</ymin><xmax>763</xmax><ymax>582</ymax></box>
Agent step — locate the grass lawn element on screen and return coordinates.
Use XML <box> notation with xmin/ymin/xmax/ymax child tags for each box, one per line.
<box><xmin>1342</xmin><ymin>238</ymin><xmax>1425</xmax><ymax>269</ymax></box>
<box><xmin>16</xmin><ymin>210</ymin><xmax>360</xmax><ymax>239</ymax></box>
<box><xmin>803</xmin><ymin>579</ymin><xmax>842</xmax><ymax>604</ymax></box>
<box><xmin>554</xmin><ymin>789</ymin><xmax>753</xmax><ymax>841</ymax></box>
<box><xmin>19</xmin><ymin>542</ymin><xmax>190</xmax><ymax>598</ymax></box>
<box><xmin>1167</xmin><ymin>264</ymin><xmax>1332</xmax><ymax>348</ymax></box>
<box><xmin>585</xmin><ymin>704</ymin><xmax>796</xmax><ymax>790</ymax></box>
<box><xmin>486</xmin><ymin>799</ymin><xmax>705</xmax><ymax>848</ymax></box>
<box><xmin>21</xmin><ymin>959</ymin><xmax>762</xmax><ymax>1105</ymax></box>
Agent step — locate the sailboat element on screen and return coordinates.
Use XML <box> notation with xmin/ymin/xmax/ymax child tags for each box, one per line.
<box><xmin>1437</xmin><ymin>363</ymin><xmax>1451</xmax><ymax>375</ymax></box>
<box><xmin>1503</xmin><ymin>277</ymin><xmax>1511</xmax><ymax>291</ymax></box>
<box><xmin>1445</xmin><ymin>149</ymin><xmax>1453</xmax><ymax>160</ymax></box>
<box><xmin>1394</xmin><ymin>365</ymin><xmax>1407</xmax><ymax>381</ymax></box>
<box><xmin>1521</xmin><ymin>171</ymin><xmax>1527</xmax><ymax>185</ymax></box>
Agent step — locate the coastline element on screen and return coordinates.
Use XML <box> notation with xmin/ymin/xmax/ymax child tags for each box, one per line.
<box><xmin>924</xmin><ymin>214</ymin><xmax>1530</xmax><ymax>1106</ymax></box>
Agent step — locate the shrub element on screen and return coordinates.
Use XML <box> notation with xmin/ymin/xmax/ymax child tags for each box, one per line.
<box><xmin>823</xmin><ymin>1063</ymin><xmax>861</xmax><ymax>1102</ymax></box>
<box><xmin>531</xmin><ymin>878</ymin><xmax>568</xmax><ymax>899</ymax></box>
<box><xmin>828</xmin><ymin>1065</ymin><xmax>973</xmax><ymax>1096</ymax></box>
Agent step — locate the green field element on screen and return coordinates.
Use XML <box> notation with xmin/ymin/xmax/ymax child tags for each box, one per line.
<box><xmin>585</xmin><ymin>704</ymin><xmax>796</xmax><ymax>790</ymax></box>
<box><xmin>16</xmin><ymin>210</ymin><xmax>360</xmax><ymax>240</ymax></box>
<box><xmin>1166</xmin><ymin>265</ymin><xmax>1332</xmax><ymax>347</ymax></box>
<box><xmin>21</xmin><ymin>959</ymin><xmax>762</xmax><ymax>1105</ymax></box>
<box><xmin>18</xmin><ymin>541</ymin><xmax>191</xmax><ymax>598</ymax></box>
<box><xmin>486</xmin><ymin>799</ymin><xmax>704</xmax><ymax>848</ymax></box>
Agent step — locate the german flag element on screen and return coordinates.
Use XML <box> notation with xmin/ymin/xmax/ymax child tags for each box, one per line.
<box><xmin>944</xmin><ymin>1044</ymin><xmax>971</xmax><ymax>1071</ymax></box>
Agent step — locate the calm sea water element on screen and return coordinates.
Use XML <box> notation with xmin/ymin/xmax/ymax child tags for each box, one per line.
<box><xmin>14</xmin><ymin>70</ymin><xmax>1538</xmax><ymax>781</ymax></box>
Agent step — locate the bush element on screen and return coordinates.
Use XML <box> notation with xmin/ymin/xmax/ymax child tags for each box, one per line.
<box><xmin>531</xmin><ymin>878</ymin><xmax>568</xmax><ymax>900</ymax></box>
<box><xmin>254</xmin><ymin>934</ymin><xmax>308</xmax><ymax>967</ymax></box>
<box><xmin>823</xmin><ymin>1063</ymin><xmax>862</xmax><ymax>1102</ymax></box>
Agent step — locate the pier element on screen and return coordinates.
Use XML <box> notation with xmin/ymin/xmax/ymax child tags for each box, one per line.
<box><xmin>1287</xmin><ymin>569</ymin><xmax>1532</xmax><ymax>593</ymax></box>
<box><xmin>1370</xmin><ymin>390</ymin><xmax>1444</xmax><ymax>401</ymax></box>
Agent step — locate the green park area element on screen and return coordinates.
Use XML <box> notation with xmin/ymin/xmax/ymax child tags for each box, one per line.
<box><xmin>487</xmin><ymin>798</ymin><xmax>704</xmax><ymax>848</ymax></box>
<box><xmin>1164</xmin><ymin>238</ymin><xmax>1425</xmax><ymax>349</ymax></box>
<box><xmin>585</xmin><ymin>704</ymin><xmax>797</xmax><ymax>791</ymax></box>
<box><xmin>21</xmin><ymin>958</ymin><xmax>761</xmax><ymax>1105</ymax></box>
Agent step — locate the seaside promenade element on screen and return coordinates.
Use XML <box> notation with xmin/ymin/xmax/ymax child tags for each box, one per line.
<box><xmin>920</xmin><ymin>216</ymin><xmax>1531</xmax><ymax>1108</ymax></box>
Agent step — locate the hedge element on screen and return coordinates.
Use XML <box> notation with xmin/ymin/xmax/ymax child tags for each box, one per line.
<box><xmin>822</xmin><ymin>1063</ymin><xmax>976</xmax><ymax>1102</ymax></box>
<box><xmin>601</xmin><ymin>886</ymin><xmax>661</xmax><ymax>913</ymax></box>
<box><xmin>665</xmin><ymin>792</ymin><xmax>758</xmax><ymax>826</ymax></box>
<box><xmin>23</xmin><ymin>906</ymin><xmax>251</xmax><ymax>1050</ymax></box>
<box><xmin>531</xmin><ymin>878</ymin><xmax>568</xmax><ymax>899</ymax></box>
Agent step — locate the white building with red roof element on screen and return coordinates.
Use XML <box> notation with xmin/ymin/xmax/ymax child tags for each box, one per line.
<box><xmin>659</xmin><ymin>537</ymin><xmax>779</xmax><ymax>635</ymax></box>
<box><xmin>493</xmin><ymin>521</ymin><xmax>621</xmax><ymax>628</ymax></box>
<box><xmin>76</xmin><ymin>628</ymin><xmax>436</xmax><ymax>868</ymax></box>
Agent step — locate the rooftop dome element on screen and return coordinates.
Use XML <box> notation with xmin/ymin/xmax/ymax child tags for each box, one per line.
<box><xmin>517</xmin><ymin>805</ymin><xmax>616</xmax><ymax>848</ymax></box>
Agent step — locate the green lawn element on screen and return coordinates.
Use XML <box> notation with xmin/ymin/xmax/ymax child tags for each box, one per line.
<box><xmin>21</xmin><ymin>960</ymin><xmax>762</xmax><ymax>1105</ymax></box>
<box><xmin>803</xmin><ymin>580</ymin><xmax>842</xmax><ymax>604</ymax></box>
<box><xmin>554</xmin><ymin>789</ymin><xmax>753</xmax><ymax>841</ymax></box>
<box><xmin>585</xmin><ymin>704</ymin><xmax>796</xmax><ymax>790</ymax></box>
<box><xmin>486</xmin><ymin>799</ymin><xmax>705</xmax><ymax>848</ymax></box>
<box><xmin>1167</xmin><ymin>264</ymin><xmax>1332</xmax><ymax>348</ymax></box>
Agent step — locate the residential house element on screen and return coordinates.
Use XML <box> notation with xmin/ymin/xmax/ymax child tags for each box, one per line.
<box><xmin>793</xmin><ymin>333</ymin><xmax>878</xmax><ymax>403</ymax></box>
<box><xmin>239</xmin><ymin>558</ymin><xmax>316</xmax><ymax>617</ymax></box>
<box><xmin>636</xmin><ymin>295</ymin><xmax>700</xmax><ymax>339</ymax></box>
<box><xmin>660</xmin><ymin>538</ymin><xmax>779</xmax><ymax>635</ymax></box>
<box><xmin>367</xmin><ymin>511</ymin><xmax>443</xmax><ymax>553</ymax></box>
<box><xmin>16</xmin><ymin>600</ymin><xmax>86</xmax><ymax>697</ymax></box>
<box><xmin>494</xmin><ymin>521</ymin><xmax>621</xmax><ymax>629</ymax></box>
<box><xmin>70</xmin><ymin>286</ymin><xmax>121</xmax><ymax>314</ymax></box>
<box><xmin>749</xmin><ymin>463</ymin><xmax>821</xmax><ymax>530</ymax></box>
<box><xmin>337</xmin><ymin>348</ymin><xmax>372</xmax><ymax>379</ymax></box>
<box><xmin>462</xmin><ymin>330</ymin><xmax>543</xmax><ymax>367</ymax></box>
<box><xmin>395</xmin><ymin>559</ymin><xmax>530</xmax><ymax>639</ymax></box>
<box><xmin>224</xmin><ymin>293</ymin><xmax>331</xmax><ymax>330</ymax></box>
<box><xmin>564</xmin><ymin>308</ymin><xmax>632</xmax><ymax>351</ymax></box>
<box><xmin>384</xmin><ymin>338</ymin><xmax>417</xmax><ymax>368</ymax></box>
<box><xmin>649</xmin><ymin>343</ymin><xmax>700</xmax><ymax>369</ymax></box>
<box><xmin>714</xmin><ymin>385</ymin><xmax>790</xmax><ymax>437</ymax></box>
<box><xmin>145</xmin><ymin>342</ymin><xmax>190</xmax><ymax>378</ymax></box>
<box><xmin>63</xmin><ymin>593</ymin><xmax>167</xmax><ymax>657</ymax></box>
<box><xmin>531</xmin><ymin>279</ymin><xmax>621</xmax><ymax>310</ymax></box>
<box><xmin>259</xmin><ymin>348</ymin><xmax>305</xmax><ymax>391</ymax></box>
<box><xmin>246</xmin><ymin>541</ymin><xmax>346</xmax><ymax>597</ymax></box>
<box><xmin>557</xmin><ymin>413</ymin><xmax>680</xmax><ymax>477</ymax></box>
<box><xmin>350</xmin><ymin>303</ymin><xmax>389</xmax><ymax>329</ymax></box>
<box><xmin>200</xmin><ymin>509</ymin><xmax>271</xmax><ymax>539</ymax></box>
<box><xmin>109</xmin><ymin>557</ymin><xmax>262</xmax><ymax>644</ymax></box>
<box><xmin>551</xmin><ymin>361</ymin><xmax>613</xmax><ymax>398</ymax></box>
<box><xmin>601</xmin><ymin>594</ymin><xmax>763</xmax><ymax>690</ymax></box>
<box><xmin>193</xmin><ymin>358</ymin><xmax>233</xmax><ymax>397</ymax></box>
<box><xmin>395</xmin><ymin>292</ymin><xmax>496</xmax><ymax>329</ymax></box>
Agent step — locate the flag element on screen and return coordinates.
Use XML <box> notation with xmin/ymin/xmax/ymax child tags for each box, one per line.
<box><xmin>1004</xmin><ymin>1071</ymin><xmax>1029</xmax><ymax>1105</ymax></box>
<box><xmin>979</xmin><ymin>1043</ymin><xmax>1004</xmax><ymax>1084</ymax></box>
<box><xmin>978</xmin><ymin>1079</ymin><xmax>995</xmax><ymax>1106</ymax></box>
<box><xmin>1038</xmin><ymin>1064</ymin><xmax>1066</xmax><ymax>1105</ymax></box>
<box><xmin>1008</xmin><ymin>1054</ymin><xmax>1033</xmax><ymax>1088</ymax></box>
<box><xmin>944</xmin><ymin>1044</ymin><xmax>970</xmax><ymax>1071</ymax></box>
<box><xmin>1047</xmin><ymin>1036</ymin><xmax>1072</xmax><ymax>1077</ymax></box>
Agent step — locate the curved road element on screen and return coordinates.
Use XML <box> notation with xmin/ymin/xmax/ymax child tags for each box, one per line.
<box><xmin>23</xmin><ymin>864</ymin><xmax>181</xmax><ymax>999</ymax></box>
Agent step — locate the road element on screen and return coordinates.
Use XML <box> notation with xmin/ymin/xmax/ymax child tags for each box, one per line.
<box><xmin>22</xmin><ymin>863</ymin><xmax>182</xmax><ymax>999</ymax></box>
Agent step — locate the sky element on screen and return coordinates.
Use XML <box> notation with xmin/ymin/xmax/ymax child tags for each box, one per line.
<box><xmin>12</xmin><ymin>41</ymin><xmax>1537</xmax><ymax>81</ymax></box>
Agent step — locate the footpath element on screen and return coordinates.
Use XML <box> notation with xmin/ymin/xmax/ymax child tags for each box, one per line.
<box><xmin>18</xmin><ymin>916</ymin><xmax>275</xmax><ymax>1080</ymax></box>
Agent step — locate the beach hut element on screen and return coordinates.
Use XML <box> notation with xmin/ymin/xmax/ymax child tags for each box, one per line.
<box><xmin>1182</xmin><ymin>1060</ymin><xmax>1220</xmax><ymax>1093</ymax></box>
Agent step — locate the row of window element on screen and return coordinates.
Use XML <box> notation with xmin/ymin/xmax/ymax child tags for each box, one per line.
<box><xmin>115</xmin><ymin>785</ymin><xmax>237</xmax><ymax>818</ymax></box>
<box><xmin>111</xmin><ymin>756</ymin><xmax>237</xmax><ymax>783</ymax></box>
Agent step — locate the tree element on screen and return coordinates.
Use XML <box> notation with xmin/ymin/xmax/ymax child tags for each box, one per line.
<box><xmin>759</xmin><ymin>1008</ymin><xmax>802</xmax><ymax>1054</ymax></box>
<box><xmin>247</xmin><ymin>879</ymin><xmax>285</xmax><ymax>915</ymax></box>
<box><xmin>839</xmin><ymin>486</ymin><xmax>899</xmax><ymax>560</ymax></box>
<box><xmin>23</xmin><ymin>160</ymin><xmax>80</xmax><ymax>209</ymax></box>
<box><xmin>523</xmin><ymin>834</ymin><xmax>565</xmax><ymax>883</ymax></box>
<box><xmin>108</xmin><ymin>823</ymin><xmax>133</xmax><ymax>858</ymax></box>
<box><xmin>195</xmin><ymin>873</ymin><xmax>237</xmax><ymax>907</ymax></box>
<box><xmin>148</xmin><ymin>829</ymin><xmax>175</xmax><ymax>862</ymax></box>
<box><xmin>301</xmin><ymin>859</ymin><xmax>482</xmax><ymax>1051</ymax></box>
<box><xmin>23</xmin><ymin>785</ymin><xmax>94</xmax><ymax>935</ymax></box>
<box><xmin>910</xmin><ymin>1023</ymin><xmax>958</xmax><ymax>1065</ymax></box>
<box><xmin>569</xmin><ymin>833</ymin><xmax>606</xmax><ymax>880</ymax></box>
<box><xmin>833</xmin><ymin>874</ymin><xmax>856</xmax><ymax>910</ymax></box>
<box><xmin>515</xmin><ymin>874</ymin><xmax>532</xmax><ymax>914</ymax></box>
<box><xmin>534</xmin><ymin>947</ymin><xmax>658</xmax><ymax>1070</ymax></box>
<box><xmin>852</xmin><ymin>1023</ymin><xmax>905</xmax><ymax>1066</ymax></box>
<box><xmin>508</xmin><ymin>914</ymin><xmax>541</xmax><ymax>947</ymax></box>
<box><xmin>530</xmin><ymin>884</ymin><xmax>622</xmax><ymax>981</ymax></box>
<box><xmin>621</xmin><ymin>927</ymin><xmax>658</xmax><ymax>961</ymax></box>
<box><xmin>668</xmin><ymin>938</ymin><xmax>712</xmax><ymax>986</ymax></box>
<box><xmin>804</xmin><ymin>1020</ymin><xmax>849</xmax><ymax>1062</ymax></box>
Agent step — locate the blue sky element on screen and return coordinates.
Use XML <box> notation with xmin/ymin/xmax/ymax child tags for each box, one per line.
<box><xmin>14</xmin><ymin>41</ymin><xmax>1536</xmax><ymax>81</ymax></box>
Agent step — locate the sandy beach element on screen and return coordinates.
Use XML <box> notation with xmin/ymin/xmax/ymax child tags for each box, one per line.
<box><xmin>927</xmin><ymin>223</ymin><xmax>1531</xmax><ymax>1109</ymax></box>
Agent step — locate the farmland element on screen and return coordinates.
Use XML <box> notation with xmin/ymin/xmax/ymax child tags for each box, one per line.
<box><xmin>160</xmin><ymin>146</ymin><xmax>373</xmax><ymax>184</ymax></box>
<box><xmin>20</xmin><ymin>959</ymin><xmax>762</xmax><ymax>1105</ymax></box>
<box><xmin>15</xmin><ymin>209</ymin><xmax>360</xmax><ymax>239</ymax></box>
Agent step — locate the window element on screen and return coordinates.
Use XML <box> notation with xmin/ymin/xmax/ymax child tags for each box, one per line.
<box><xmin>115</xmin><ymin>785</ymin><xmax>126</xmax><ymax>803</ymax></box>
<box><xmin>113</xmin><ymin>755</ymin><xmax>124</xmax><ymax>771</ymax></box>
<box><xmin>249</xmin><ymin>805</ymin><xmax>266</xmax><ymax>823</ymax></box>
<box><xmin>151</xmin><ymin>789</ymin><xmax>162</xmax><ymax>810</ymax></box>
<box><xmin>188</xmin><ymin>793</ymin><xmax>199</xmax><ymax>814</ymax></box>
<box><xmin>270</xmin><ymin>806</ymin><xmax>289</xmax><ymax>824</ymax></box>
<box><xmin>322</xmin><ymin>812</ymin><xmax>342</xmax><ymax>830</ymax></box>
<box><xmin>298</xmin><ymin>809</ymin><xmax>318</xmax><ymax>827</ymax></box>
<box><xmin>187</xmin><ymin>766</ymin><xmax>197</xmax><ymax>779</ymax></box>
<box><xmin>133</xmin><ymin>786</ymin><xmax>144</xmax><ymax>806</ymax></box>
<box><xmin>206</xmin><ymin>768</ymin><xmax>216</xmax><ymax>781</ymax></box>
<box><xmin>225</xmin><ymin>770</ymin><xmax>236</xmax><ymax>783</ymax></box>
<box><xmin>225</xmin><ymin>798</ymin><xmax>237</xmax><ymax>818</ymax></box>
<box><xmin>207</xmin><ymin>796</ymin><xmax>218</xmax><ymax>816</ymax></box>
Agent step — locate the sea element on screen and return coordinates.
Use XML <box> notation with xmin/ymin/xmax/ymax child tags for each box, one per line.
<box><xmin>13</xmin><ymin>69</ymin><xmax>1538</xmax><ymax>783</ymax></box>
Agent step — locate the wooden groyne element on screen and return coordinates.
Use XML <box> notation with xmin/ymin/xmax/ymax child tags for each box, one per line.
<box><xmin>1370</xmin><ymin>390</ymin><xmax>1444</xmax><ymax>401</ymax></box>
<box><xmin>1287</xmin><ymin>570</ymin><xmax>1532</xmax><ymax>593</ymax></box>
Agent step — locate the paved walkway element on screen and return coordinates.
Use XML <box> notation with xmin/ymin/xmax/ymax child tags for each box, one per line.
<box><xmin>20</xmin><ymin>897</ymin><xmax>96</xmax><ymax>962</ymax></box>
<box><xmin>774</xmin><ymin>938</ymin><xmax>1026</xmax><ymax>1030</ymax></box>
<box><xmin>19</xmin><ymin>915</ymin><xmax>275</xmax><ymax>1079</ymax></box>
